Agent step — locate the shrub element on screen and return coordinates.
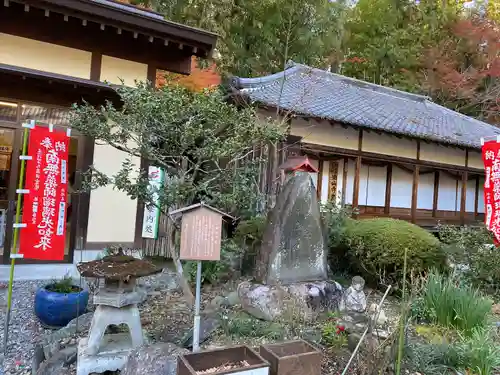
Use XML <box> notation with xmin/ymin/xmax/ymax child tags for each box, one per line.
<box><xmin>407</xmin><ymin>329</ymin><xmax>500</xmax><ymax>375</ymax></box>
<box><xmin>183</xmin><ymin>239</ymin><xmax>242</xmax><ymax>285</ymax></box>
<box><xmin>342</xmin><ymin>218</ymin><xmax>445</xmax><ymax>287</ymax></box>
<box><xmin>438</xmin><ymin>224</ymin><xmax>500</xmax><ymax>295</ymax></box>
<box><xmin>233</xmin><ymin>215</ymin><xmax>267</xmax><ymax>274</ymax></box>
<box><xmin>416</xmin><ymin>271</ymin><xmax>492</xmax><ymax>336</ymax></box>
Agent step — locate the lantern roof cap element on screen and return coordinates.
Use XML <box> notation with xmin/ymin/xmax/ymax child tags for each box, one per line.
<box><xmin>279</xmin><ymin>156</ymin><xmax>319</xmax><ymax>173</ymax></box>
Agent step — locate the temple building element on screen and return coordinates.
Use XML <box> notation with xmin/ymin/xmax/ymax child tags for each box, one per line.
<box><xmin>0</xmin><ymin>0</ymin><xmax>216</xmax><ymax>278</ymax></box>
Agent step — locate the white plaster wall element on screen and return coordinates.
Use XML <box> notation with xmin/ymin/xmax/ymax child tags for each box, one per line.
<box><xmin>344</xmin><ymin>161</ymin><xmax>386</xmax><ymax>206</ymax></box>
<box><xmin>465</xmin><ymin>179</ymin><xmax>476</xmax><ymax>212</ymax></box>
<box><xmin>390</xmin><ymin>166</ymin><xmax>413</xmax><ymax>208</ymax></box>
<box><xmin>420</xmin><ymin>143</ymin><xmax>466</xmax><ymax>166</ymax></box>
<box><xmin>100</xmin><ymin>55</ymin><xmax>149</xmax><ymax>86</ymax></box>
<box><xmin>417</xmin><ymin>173</ymin><xmax>434</xmax><ymax>209</ymax></box>
<box><xmin>0</xmin><ymin>33</ymin><xmax>91</xmax><ymax>79</ymax></box>
<box><xmin>320</xmin><ymin>160</ymin><xmax>330</xmax><ymax>203</ymax></box>
<box><xmin>362</xmin><ymin>132</ymin><xmax>418</xmax><ymax>159</ymax></box>
<box><xmin>468</xmin><ymin>151</ymin><xmax>483</xmax><ymax>170</ymax></box>
<box><xmin>86</xmin><ymin>56</ymin><xmax>147</xmax><ymax>244</ymax></box>
<box><xmin>290</xmin><ymin>119</ymin><xmax>359</xmax><ymax>150</ymax></box>
<box><xmin>478</xmin><ymin>178</ymin><xmax>485</xmax><ymax>213</ymax></box>
<box><xmin>437</xmin><ymin>174</ymin><xmax>458</xmax><ymax>211</ymax></box>
<box><xmin>365</xmin><ymin>165</ymin><xmax>386</xmax><ymax>207</ymax></box>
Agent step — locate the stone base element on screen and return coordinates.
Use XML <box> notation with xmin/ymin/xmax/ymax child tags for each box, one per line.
<box><xmin>76</xmin><ymin>333</ymin><xmax>132</xmax><ymax>375</ymax></box>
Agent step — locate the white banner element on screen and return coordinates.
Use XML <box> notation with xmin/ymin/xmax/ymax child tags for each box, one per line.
<box><xmin>141</xmin><ymin>166</ymin><xmax>164</xmax><ymax>239</ymax></box>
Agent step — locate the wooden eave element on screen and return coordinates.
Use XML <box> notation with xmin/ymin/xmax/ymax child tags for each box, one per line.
<box><xmin>4</xmin><ymin>0</ymin><xmax>217</xmax><ymax>68</ymax></box>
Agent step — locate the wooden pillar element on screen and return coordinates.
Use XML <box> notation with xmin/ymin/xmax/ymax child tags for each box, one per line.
<box><xmin>352</xmin><ymin>129</ymin><xmax>363</xmax><ymax>217</ymax></box>
<box><xmin>352</xmin><ymin>156</ymin><xmax>361</xmax><ymax>216</ymax></box>
<box><xmin>460</xmin><ymin>171</ymin><xmax>468</xmax><ymax>225</ymax></box>
<box><xmin>341</xmin><ymin>157</ymin><xmax>348</xmax><ymax>206</ymax></box>
<box><xmin>317</xmin><ymin>159</ymin><xmax>324</xmax><ymax>200</ymax></box>
<box><xmin>411</xmin><ymin>165</ymin><xmax>420</xmax><ymax>224</ymax></box>
<box><xmin>432</xmin><ymin>171</ymin><xmax>439</xmax><ymax>217</ymax></box>
<box><xmin>384</xmin><ymin>163</ymin><xmax>392</xmax><ymax>215</ymax></box>
<box><xmin>474</xmin><ymin>175</ymin><xmax>480</xmax><ymax>217</ymax></box>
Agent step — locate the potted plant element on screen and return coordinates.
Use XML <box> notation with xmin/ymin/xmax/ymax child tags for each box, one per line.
<box><xmin>34</xmin><ymin>275</ymin><xmax>89</xmax><ymax>328</ymax></box>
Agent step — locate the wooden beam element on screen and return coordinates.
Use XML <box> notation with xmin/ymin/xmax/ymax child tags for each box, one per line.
<box><xmin>460</xmin><ymin>171</ymin><xmax>468</xmax><ymax>225</ymax></box>
<box><xmin>474</xmin><ymin>175</ymin><xmax>480</xmax><ymax>217</ymax></box>
<box><xmin>341</xmin><ymin>157</ymin><xmax>348</xmax><ymax>206</ymax></box>
<box><xmin>432</xmin><ymin>171</ymin><xmax>439</xmax><ymax>217</ymax></box>
<box><xmin>384</xmin><ymin>163</ymin><xmax>392</xmax><ymax>215</ymax></box>
<box><xmin>301</xmin><ymin>143</ymin><xmax>482</xmax><ymax>174</ymax></box>
<box><xmin>411</xmin><ymin>165</ymin><xmax>420</xmax><ymax>223</ymax></box>
<box><xmin>317</xmin><ymin>159</ymin><xmax>324</xmax><ymax>200</ymax></box>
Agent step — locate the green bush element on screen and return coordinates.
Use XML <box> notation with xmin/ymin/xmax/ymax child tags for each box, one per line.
<box><xmin>183</xmin><ymin>239</ymin><xmax>242</xmax><ymax>285</ymax></box>
<box><xmin>341</xmin><ymin>218</ymin><xmax>445</xmax><ymax>286</ymax></box>
<box><xmin>407</xmin><ymin>328</ymin><xmax>500</xmax><ymax>375</ymax></box>
<box><xmin>416</xmin><ymin>271</ymin><xmax>492</xmax><ymax>336</ymax></box>
<box><xmin>438</xmin><ymin>224</ymin><xmax>500</xmax><ymax>295</ymax></box>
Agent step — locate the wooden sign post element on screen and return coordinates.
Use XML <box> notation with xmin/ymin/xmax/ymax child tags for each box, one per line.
<box><xmin>170</xmin><ymin>202</ymin><xmax>234</xmax><ymax>352</ymax></box>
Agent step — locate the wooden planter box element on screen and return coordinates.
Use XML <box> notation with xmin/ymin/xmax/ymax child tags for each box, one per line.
<box><xmin>178</xmin><ymin>345</ymin><xmax>269</xmax><ymax>375</ymax></box>
<box><xmin>259</xmin><ymin>340</ymin><xmax>321</xmax><ymax>375</ymax></box>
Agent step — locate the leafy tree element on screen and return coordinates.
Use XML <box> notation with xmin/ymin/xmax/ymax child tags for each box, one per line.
<box><xmin>71</xmin><ymin>83</ymin><xmax>285</xmax><ymax>219</ymax></box>
<box><xmin>128</xmin><ymin>0</ymin><xmax>349</xmax><ymax>78</ymax></box>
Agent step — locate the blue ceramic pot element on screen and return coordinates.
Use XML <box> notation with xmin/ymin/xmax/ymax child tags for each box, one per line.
<box><xmin>34</xmin><ymin>284</ymin><xmax>89</xmax><ymax>328</ymax></box>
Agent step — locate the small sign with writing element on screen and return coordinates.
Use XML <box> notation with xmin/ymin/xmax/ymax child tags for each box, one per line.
<box><xmin>170</xmin><ymin>203</ymin><xmax>234</xmax><ymax>261</ymax></box>
<box><xmin>141</xmin><ymin>166</ymin><xmax>164</xmax><ymax>239</ymax></box>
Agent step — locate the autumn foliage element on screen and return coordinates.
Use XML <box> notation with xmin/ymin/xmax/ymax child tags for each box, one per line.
<box><xmin>422</xmin><ymin>17</ymin><xmax>500</xmax><ymax>122</ymax></box>
<box><xmin>156</xmin><ymin>57</ymin><xmax>221</xmax><ymax>91</ymax></box>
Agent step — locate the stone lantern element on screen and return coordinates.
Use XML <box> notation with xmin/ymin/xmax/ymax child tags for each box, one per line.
<box><xmin>75</xmin><ymin>253</ymin><xmax>162</xmax><ymax>375</ymax></box>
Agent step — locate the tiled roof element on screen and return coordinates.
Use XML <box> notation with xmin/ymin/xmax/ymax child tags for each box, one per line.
<box><xmin>233</xmin><ymin>62</ymin><xmax>500</xmax><ymax>149</ymax></box>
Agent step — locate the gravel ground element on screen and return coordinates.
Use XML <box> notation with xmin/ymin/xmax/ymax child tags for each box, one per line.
<box><xmin>0</xmin><ymin>280</ymin><xmax>48</xmax><ymax>375</ymax></box>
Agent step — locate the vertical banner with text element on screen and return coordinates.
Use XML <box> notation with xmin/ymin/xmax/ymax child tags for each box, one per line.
<box><xmin>141</xmin><ymin>166</ymin><xmax>164</xmax><ymax>239</ymax></box>
<box><xmin>19</xmin><ymin>126</ymin><xmax>69</xmax><ymax>260</ymax></box>
<box><xmin>482</xmin><ymin>140</ymin><xmax>500</xmax><ymax>244</ymax></box>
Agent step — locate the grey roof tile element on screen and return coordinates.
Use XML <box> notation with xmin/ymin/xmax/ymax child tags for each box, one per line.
<box><xmin>234</xmin><ymin>62</ymin><xmax>500</xmax><ymax>149</ymax></box>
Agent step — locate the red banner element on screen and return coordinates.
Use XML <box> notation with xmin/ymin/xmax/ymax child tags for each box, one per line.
<box><xmin>482</xmin><ymin>140</ymin><xmax>500</xmax><ymax>244</ymax></box>
<box><xmin>19</xmin><ymin>126</ymin><xmax>70</xmax><ymax>260</ymax></box>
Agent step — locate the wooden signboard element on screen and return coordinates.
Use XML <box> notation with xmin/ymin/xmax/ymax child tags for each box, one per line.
<box><xmin>179</xmin><ymin>206</ymin><xmax>222</xmax><ymax>261</ymax></box>
<box><xmin>171</xmin><ymin>203</ymin><xmax>234</xmax><ymax>262</ymax></box>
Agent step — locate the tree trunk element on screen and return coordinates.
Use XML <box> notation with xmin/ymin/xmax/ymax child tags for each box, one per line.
<box><xmin>167</xmin><ymin>217</ymin><xmax>195</xmax><ymax>305</ymax></box>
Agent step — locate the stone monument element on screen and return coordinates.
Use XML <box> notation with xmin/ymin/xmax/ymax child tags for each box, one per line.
<box><xmin>259</xmin><ymin>162</ymin><xmax>328</xmax><ymax>285</ymax></box>
<box><xmin>239</xmin><ymin>156</ymin><xmax>341</xmax><ymax>320</ymax></box>
<box><xmin>75</xmin><ymin>253</ymin><xmax>161</xmax><ymax>375</ymax></box>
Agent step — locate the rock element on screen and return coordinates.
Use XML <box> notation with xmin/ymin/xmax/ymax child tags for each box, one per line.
<box><xmin>258</xmin><ymin>172</ymin><xmax>328</xmax><ymax>285</ymax></box>
<box><xmin>285</xmin><ymin>281</ymin><xmax>342</xmax><ymax>320</ymax></box>
<box><xmin>181</xmin><ymin>316</ymin><xmax>220</xmax><ymax>349</ymax></box>
<box><xmin>226</xmin><ymin>291</ymin><xmax>240</xmax><ymax>306</ymax></box>
<box><xmin>210</xmin><ymin>296</ymin><xmax>228</xmax><ymax>309</ymax></box>
<box><xmin>32</xmin><ymin>344</ymin><xmax>45</xmax><ymax>375</ymax></box>
<box><xmin>36</xmin><ymin>347</ymin><xmax>77</xmax><ymax>375</ymax></box>
<box><xmin>339</xmin><ymin>276</ymin><xmax>367</xmax><ymax>313</ymax></box>
<box><xmin>42</xmin><ymin>312</ymin><xmax>93</xmax><ymax>359</ymax></box>
<box><xmin>238</xmin><ymin>282</ymin><xmax>285</xmax><ymax>321</ymax></box>
<box><xmin>122</xmin><ymin>343</ymin><xmax>189</xmax><ymax>375</ymax></box>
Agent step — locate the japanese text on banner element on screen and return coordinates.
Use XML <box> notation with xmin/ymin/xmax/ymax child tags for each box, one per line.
<box><xmin>19</xmin><ymin>126</ymin><xmax>69</xmax><ymax>261</ymax></box>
